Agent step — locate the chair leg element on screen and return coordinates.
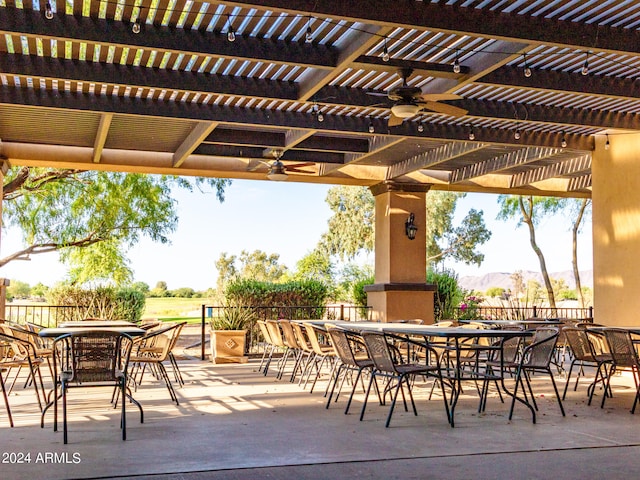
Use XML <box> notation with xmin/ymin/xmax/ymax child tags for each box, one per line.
<box><xmin>359</xmin><ymin>372</ymin><xmax>377</xmax><ymax>421</ymax></box>
<box><xmin>548</xmin><ymin>369</ymin><xmax>566</xmax><ymax>416</ymax></box>
<box><xmin>562</xmin><ymin>359</ymin><xmax>577</xmax><ymax>400</ymax></box>
<box><xmin>121</xmin><ymin>380</ymin><xmax>127</xmax><ymax>440</ymax></box>
<box><xmin>0</xmin><ymin>370</ymin><xmax>13</xmax><ymax>427</ymax></box>
<box><xmin>62</xmin><ymin>381</ymin><xmax>68</xmax><ymax>444</ymax></box>
<box><xmin>325</xmin><ymin>363</ymin><xmax>345</xmax><ymax>409</ymax></box>
<box><xmin>156</xmin><ymin>362</ymin><xmax>180</xmax><ymax>405</ymax></box>
<box><xmin>385</xmin><ymin>376</ymin><xmax>405</xmax><ymax>428</ymax></box>
<box><xmin>631</xmin><ymin>367</ymin><xmax>640</xmax><ymax>414</ymax></box>
<box><xmin>168</xmin><ymin>353</ymin><xmax>185</xmax><ymax>387</ymax></box>
<box><xmin>601</xmin><ymin>365</ymin><xmax>616</xmax><ymax>409</ymax></box>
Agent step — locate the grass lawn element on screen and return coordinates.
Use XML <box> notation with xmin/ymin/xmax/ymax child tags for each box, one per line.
<box><xmin>143</xmin><ymin>297</ymin><xmax>215</xmax><ymax>321</ymax></box>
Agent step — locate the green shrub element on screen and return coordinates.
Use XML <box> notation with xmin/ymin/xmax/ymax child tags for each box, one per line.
<box><xmin>224</xmin><ymin>279</ymin><xmax>329</xmax><ymax>319</ymax></box>
<box><xmin>485</xmin><ymin>286</ymin><xmax>506</xmax><ymax>298</ymax></box>
<box><xmin>427</xmin><ymin>269</ymin><xmax>464</xmax><ymax>321</ymax></box>
<box><xmin>114</xmin><ymin>288</ymin><xmax>146</xmax><ymax>322</ymax></box>
<box><xmin>47</xmin><ymin>285</ymin><xmax>146</xmax><ymax>323</ymax></box>
<box><xmin>352</xmin><ymin>275</ymin><xmax>374</xmax><ymax>318</ymax></box>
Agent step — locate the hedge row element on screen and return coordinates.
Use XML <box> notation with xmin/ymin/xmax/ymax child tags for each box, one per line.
<box><xmin>47</xmin><ymin>286</ymin><xmax>146</xmax><ymax>323</ymax></box>
<box><xmin>224</xmin><ymin>279</ymin><xmax>329</xmax><ymax>308</ymax></box>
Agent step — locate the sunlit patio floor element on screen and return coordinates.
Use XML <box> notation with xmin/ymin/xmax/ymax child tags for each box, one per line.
<box><xmin>2</xmin><ymin>348</ymin><xmax>640</xmax><ymax>480</ymax></box>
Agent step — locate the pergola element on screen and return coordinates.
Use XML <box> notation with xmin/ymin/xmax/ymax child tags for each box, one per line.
<box><xmin>0</xmin><ymin>1</ymin><xmax>638</xmax><ymax>323</ymax></box>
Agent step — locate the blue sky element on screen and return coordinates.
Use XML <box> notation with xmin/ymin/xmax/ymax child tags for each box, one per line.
<box><xmin>0</xmin><ymin>181</ymin><xmax>592</xmax><ymax>290</ymax></box>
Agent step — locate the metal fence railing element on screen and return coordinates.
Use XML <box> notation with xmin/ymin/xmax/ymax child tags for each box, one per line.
<box><xmin>455</xmin><ymin>305</ymin><xmax>594</xmax><ymax>321</ymax></box>
<box><xmin>5</xmin><ymin>304</ymin><xmax>86</xmax><ymax>327</ymax></box>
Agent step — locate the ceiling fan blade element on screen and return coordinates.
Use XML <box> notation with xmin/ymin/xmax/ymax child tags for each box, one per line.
<box><xmin>286</xmin><ymin>162</ymin><xmax>315</xmax><ymax>169</ymax></box>
<box><xmin>416</xmin><ymin>93</ymin><xmax>461</xmax><ymax>102</ymax></box>
<box><xmin>388</xmin><ymin>114</ymin><xmax>404</xmax><ymax>127</ymax></box>
<box><xmin>420</xmin><ymin>101</ymin><xmax>468</xmax><ymax>117</ymax></box>
<box><xmin>247</xmin><ymin>159</ymin><xmax>270</xmax><ymax>172</ymax></box>
<box><xmin>366</xmin><ymin>91</ymin><xmax>389</xmax><ymax>97</ymax></box>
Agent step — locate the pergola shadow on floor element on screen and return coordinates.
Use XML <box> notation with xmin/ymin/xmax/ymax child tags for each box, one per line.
<box><xmin>2</xmin><ymin>355</ymin><xmax>640</xmax><ymax>480</ymax></box>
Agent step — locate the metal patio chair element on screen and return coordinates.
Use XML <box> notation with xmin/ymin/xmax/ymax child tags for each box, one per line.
<box><xmin>562</xmin><ymin>326</ymin><xmax>612</xmax><ymax>402</ymax></box>
<box><xmin>508</xmin><ymin>327</ymin><xmax>565</xmax><ymax>423</ymax></box>
<box><xmin>360</xmin><ymin>330</ymin><xmax>449</xmax><ymax>428</ymax></box>
<box><xmin>42</xmin><ymin>330</ymin><xmax>143</xmax><ymax>444</ymax></box>
<box><xmin>601</xmin><ymin>328</ymin><xmax>640</xmax><ymax>413</ymax></box>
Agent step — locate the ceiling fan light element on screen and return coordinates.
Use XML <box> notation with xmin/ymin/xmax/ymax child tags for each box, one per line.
<box><xmin>391</xmin><ymin>103</ymin><xmax>420</xmax><ymax>118</ymax></box>
<box><xmin>267</xmin><ymin>160</ymin><xmax>288</xmax><ymax>181</ymax></box>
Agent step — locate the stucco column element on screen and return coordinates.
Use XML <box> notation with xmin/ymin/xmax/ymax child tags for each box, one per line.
<box><xmin>364</xmin><ymin>182</ymin><xmax>435</xmax><ymax>323</ymax></box>
<box><xmin>0</xmin><ymin>164</ymin><xmax>6</xmax><ymax>320</ymax></box>
<box><xmin>592</xmin><ymin>132</ymin><xmax>640</xmax><ymax>326</ymax></box>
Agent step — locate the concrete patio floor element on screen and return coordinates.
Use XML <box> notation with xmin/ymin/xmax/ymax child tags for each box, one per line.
<box><xmin>2</xmin><ymin>340</ymin><xmax>640</xmax><ymax>480</ymax></box>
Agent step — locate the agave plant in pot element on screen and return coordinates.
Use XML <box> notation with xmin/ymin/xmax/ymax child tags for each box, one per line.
<box><xmin>209</xmin><ymin>302</ymin><xmax>254</xmax><ymax>364</ymax></box>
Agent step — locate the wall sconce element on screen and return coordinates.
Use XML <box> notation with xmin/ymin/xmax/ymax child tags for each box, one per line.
<box><xmin>405</xmin><ymin>213</ymin><xmax>418</xmax><ymax>240</ymax></box>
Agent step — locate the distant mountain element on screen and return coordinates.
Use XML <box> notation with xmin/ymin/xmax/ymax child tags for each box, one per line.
<box><xmin>458</xmin><ymin>270</ymin><xmax>593</xmax><ymax>293</ymax></box>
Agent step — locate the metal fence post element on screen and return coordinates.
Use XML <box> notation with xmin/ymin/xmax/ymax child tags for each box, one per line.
<box><xmin>201</xmin><ymin>304</ymin><xmax>206</xmax><ymax>361</ymax></box>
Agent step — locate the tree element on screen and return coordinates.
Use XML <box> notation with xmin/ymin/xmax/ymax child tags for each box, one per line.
<box><xmin>238</xmin><ymin>250</ymin><xmax>288</xmax><ymax>282</ymax></box>
<box><xmin>215</xmin><ymin>252</ymin><xmax>239</xmax><ymax>293</ymax></box>
<box><xmin>31</xmin><ymin>282</ymin><xmax>49</xmax><ymax>299</ymax></box>
<box><xmin>510</xmin><ymin>271</ymin><xmax>525</xmax><ymax>298</ymax></box>
<box><xmin>485</xmin><ymin>286</ymin><xmax>506</xmax><ymax>298</ymax></box>
<box><xmin>1</xmin><ymin>167</ymin><xmax>230</xmax><ymax>284</ymax></box>
<box><xmin>568</xmin><ymin>198</ymin><xmax>591</xmax><ymax>307</ymax></box>
<box><xmin>336</xmin><ymin>262</ymin><xmax>375</xmax><ymax>303</ymax></box>
<box><xmin>131</xmin><ymin>282</ymin><xmax>150</xmax><ymax>296</ymax></box>
<box><xmin>293</xmin><ymin>249</ymin><xmax>335</xmax><ymax>285</ymax></box>
<box><xmin>7</xmin><ymin>279</ymin><xmax>30</xmax><ymax>300</ymax></box>
<box><xmin>425</xmin><ymin>191</ymin><xmax>492</xmax><ymax>266</ymax></box>
<box><xmin>497</xmin><ymin>195</ymin><xmax>566</xmax><ymax>308</ymax></box>
<box><xmin>318</xmin><ymin>186</ymin><xmax>374</xmax><ymax>260</ymax></box>
<box><xmin>318</xmin><ymin>186</ymin><xmax>491</xmax><ymax>267</ymax></box>
<box><xmin>149</xmin><ymin>281</ymin><xmax>169</xmax><ymax>297</ymax></box>
<box><xmin>214</xmin><ymin>250</ymin><xmax>288</xmax><ymax>293</ymax></box>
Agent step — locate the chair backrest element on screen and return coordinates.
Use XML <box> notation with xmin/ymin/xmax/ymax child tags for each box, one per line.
<box><xmin>303</xmin><ymin>323</ymin><xmax>329</xmax><ymax>356</ymax></box>
<box><xmin>0</xmin><ymin>325</ymin><xmax>34</xmax><ymax>359</ymax></box>
<box><xmin>257</xmin><ymin>320</ymin><xmax>273</xmax><ymax>345</ymax></box>
<box><xmin>265</xmin><ymin>320</ymin><xmax>285</xmax><ymax>348</ymax></box>
<box><xmin>524</xmin><ymin>327</ymin><xmax>559</xmax><ymax>368</ymax></box>
<box><xmin>361</xmin><ymin>331</ymin><xmax>398</xmax><ymax>374</ymax></box>
<box><xmin>433</xmin><ymin>321</ymin><xmax>454</xmax><ymax>327</ymax></box>
<box><xmin>55</xmin><ymin>330</ymin><xmax>133</xmax><ymax>384</ymax></box>
<box><xmin>563</xmin><ymin>327</ymin><xmax>596</xmax><ymax>361</ymax></box>
<box><xmin>326</xmin><ymin>326</ymin><xmax>359</xmax><ymax>367</ymax></box>
<box><xmin>290</xmin><ymin>322</ymin><xmax>313</xmax><ymax>353</ymax></box>
<box><xmin>603</xmin><ymin>328</ymin><xmax>639</xmax><ymax>368</ymax></box>
<box><xmin>136</xmin><ymin>322</ymin><xmax>185</xmax><ymax>361</ymax></box>
<box><xmin>278</xmin><ymin>320</ymin><xmax>301</xmax><ymax>350</ymax></box>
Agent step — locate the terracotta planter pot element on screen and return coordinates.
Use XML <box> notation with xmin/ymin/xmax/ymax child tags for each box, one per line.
<box><xmin>210</xmin><ymin>329</ymin><xmax>248</xmax><ymax>364</ymax></box>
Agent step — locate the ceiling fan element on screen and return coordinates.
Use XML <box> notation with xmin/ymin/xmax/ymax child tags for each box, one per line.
<box><xmin>262</xmin><ymin>150</ymin><xmax>316</xmax><ymax>181</ymax></box>
<box><xmin>370</xmin><ymin>68</ymin><xmax>468</xmax><ymax>127</ymax></box>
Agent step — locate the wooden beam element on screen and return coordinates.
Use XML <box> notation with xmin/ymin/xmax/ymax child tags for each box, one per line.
<box><xmin>0</xmin><ymin>8</ymin><xmax>337</xmax><ymax>69</ymax></box>
<box><xmin>450</xmin><ymin>146</ymin><xmax>564</xmax><ymax>183</ymax></box>
<box><xmin>298</xmin><ymin>24</ymin><xmax>392</xmax><ymax>102</ymax></box>
<box><xmin>92</xmin><ymin>113</ymin><xmax>113</xmax><ymax>163</ymax></box>
<box><xmin>225</xmin><ymin>0</ymin><xmax>640</xmax><ymax>55</ymax></box>
<box><xmin>478</xmin><ymin>65</ymin><xmax>640</xmax><ymax>102</ymax></box>
<box><xmin>173</xmin><ymin>121</ymin><xmax>219</xmax><ymax>168</ymax></box>
<box><xmin>510</xmin><ymin>153</ymin><xmax>592</xmax><ymax>188</ymax></box>
<box><xmin>0</xmin><ymin>86</ymin><xmax>596</xmax><ymax>150</ymax></box>
<box><xmin>351</xmin><ymin>56</ymin><xmax>469</xmax><ymax>79</ymax></box>
<box><xmin>388</xmin><ymin>141</ymin><xmax>486</xmax><ymax>180</ymax></box>
<box><xmin>0</xmin><ymin>53</ymin><xmax>299</xmax><ymax>101</ymax></box>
